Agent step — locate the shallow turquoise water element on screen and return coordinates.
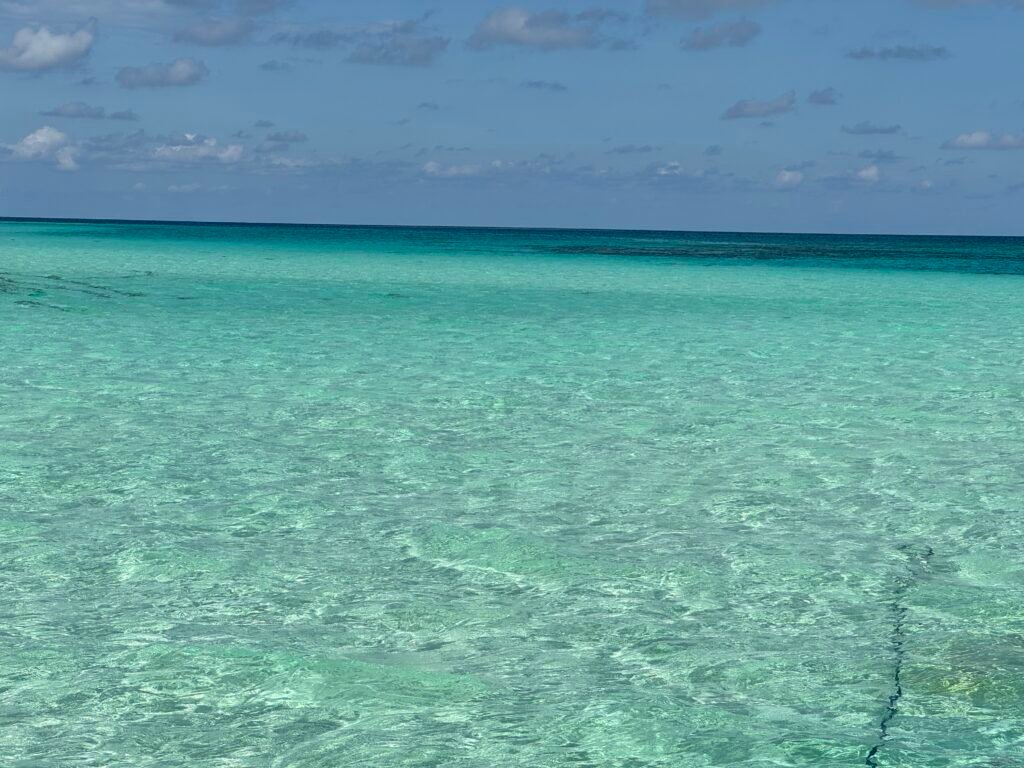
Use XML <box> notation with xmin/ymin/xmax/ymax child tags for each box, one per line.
<box><xmin>2</xmin><ymin>220</ymin><xmax>1023</xmax><ymax>767</ymax></box>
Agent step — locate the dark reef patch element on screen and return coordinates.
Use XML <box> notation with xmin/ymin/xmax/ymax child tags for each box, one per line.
<box><xmin>865</xmin><ymin>544</ymin><xmax>934</xmax><ymax>767</ymax></box>
<box><xmin>2</xmin><ymin>272</ymin><xmax>149</xmax><ymax>307</ymax></box>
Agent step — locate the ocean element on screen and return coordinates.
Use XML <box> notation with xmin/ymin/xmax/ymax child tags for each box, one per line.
<box><xmin>2</xmin><ymin>218</ymin><xmax>1023</xmax><ymax>766</ymax></box>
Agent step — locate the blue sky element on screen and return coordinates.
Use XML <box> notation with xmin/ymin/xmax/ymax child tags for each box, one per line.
<box><xmin>1</xmin><ymin>0</ymin><xmax>1022</xmax><ymax>234</ymax></box>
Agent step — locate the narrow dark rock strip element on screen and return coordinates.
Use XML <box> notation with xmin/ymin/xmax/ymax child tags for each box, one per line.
<box><xmin>865</xmin><ymin>544</ymin><xmax>934</xmax><ymax>767</ymax></box>
<box><xmin>15</xmin><ymin>300</ymin><xmax>70</xmax><ymax>312</ymax></box>
<box><xmin>46</xmin><ymin>275</ymin><xmax>146</xmax><ymax>297</ymax></box>
<box><xmin>1</xmin><ymin>272</ymin><xmax>149</xmax><ymax>303</ymax></box>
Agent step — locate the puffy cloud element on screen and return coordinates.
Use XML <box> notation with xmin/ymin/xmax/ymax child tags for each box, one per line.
<box><xmin>174</xmin><ymin>16</ymin><xmax>254</xmax><ymax>46</ymax></box>
<box><xmin>68</xmin><ymin>128</ymin><xmax>261</xmax><ymax>171</ymax></box>
<box><xmin>774</xmin><ymin>169</ymin><xmax>803</xmax><ymax>188</ymax></box>
<box><xmin>647</xmin><ymin>162</ymin><xmax>721</xmax><ymax>189</ymax></box>
<box><xmin>55</xmin><ymin>146</ymin><xmax>80</xmax><ymax>171</ymax></box>
<box><xmin>808</xmin><ymin>87</ymin><xmax>838</xmax><ymax>106</ymax></box>
<box><xmin>682</xmin><ymin>19</ymin><xmax>760</xmax><ymax>50</ymax></box>
<box><xmin>856</xmin><ymin>164</ymin><xmax>881</xmax><ymax>183</ymax></box>
<box><xmin>4</xmin><ymin>125</ymin><xmax>79</xmax><ymax>170</ymax></box>
<box><xmin>721</xmin><ymin>90</ymin><xmax>795</xmax><ymax>119</ymax></box>
<box><xmin>469</xmin><ymin>7</ymin><xmax>621</xmax><ymax>50</ymax></box>
<box><xmin>842</xmin><ymin>121</ymin><xmax>902</xmax><ymax>135</ymax></box>
<box><xmin>941</xmin><ymin>130</ymin><xmax>1024</xmax><ymax>150</ymax></box>
<box><xmin>0</xmin><ymin>19</ymin><xmax>96</xmax><ymax>72</ymax></box>
<box><xmin>8</xmin><ymin>125</ymin><xmax>67</xmax><ymax>157</ymax></box>
<box><xmin>153</xmin><ymin>134</ymin><xmax>242</xmax><ymax>163</ymax></box>
<box><xmin>847</xmin><ymin>45</ymin><xmax>950</xmax><ymax>61</ymax></box>
<box><xmin>655</xmin><ymin>162</ymin><xmax>694</xmax><ymax>176</ymax></box>
<box><xmin>821</xmin><ymin>163</ymin><xmax>887</xmax><ymax>189</ymax></box>
<box><xmin>645</xmin><ymin>0</ymin><xmax>772</xmax><ymax>20</ymax></box>
<box><xmin>116</xmin><ymin>58</ymin><xmax>209</xmax><ymax>88</ymax></box>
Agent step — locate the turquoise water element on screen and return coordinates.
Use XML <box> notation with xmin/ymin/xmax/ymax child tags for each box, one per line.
<box><xmin>2</xmin><ymin>219</ymin><xmax>1023</xmax><ymax>767</ymax></box>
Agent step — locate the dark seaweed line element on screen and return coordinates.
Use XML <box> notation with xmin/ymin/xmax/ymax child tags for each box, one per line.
<box><xmin>865</xmin><ymin>545</ymin><xmax>934</xmax><ymax>767</ymax></box>
<box><xmin>1</xmin><ymin>272</ymin><xmax>148</xmax><ymax>308</ymax></box>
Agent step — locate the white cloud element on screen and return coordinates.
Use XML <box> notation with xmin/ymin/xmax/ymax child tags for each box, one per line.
<box><xmin>775</xmin><ymin>169</ymin><xmax>803</xmax><ymax>188</ymax></box>
<box><xmin>942</xmin><ymin>130</ymin><xmax>1024</xmax><ymax>150</ymax></box>
<box><xmin>9</xmin><ymin>125</ymin><xmax>68</xmax><ymax>158</ymax></box>
<box><xmin>653</xmin><ymin>162</ymin><xmax>711</xmax><ymax>181</ymax></box>
<box><xmin>0</xmin><ymin>19</ymin><xmax>96</xmax><ymax>71</ymax></box>
<box><xmin>856</xmin><ymin>164</ymin><xmax>881</xmax><ymax>183</ymax></box>
<box><xmin>55</xmin><ymin>145</ymin><xmax>80</xmax><ymax>171</ymax></box>
<box><xmin>469</xmin><ymin>7</ymin><xmax>615</xmax><ymax>50</ymax></box>
<box><xmin>4</xmin><ymin>125</ymin><xmax>80</xmax><ymax>170</ymax></box>
<box><xmin>422</xmin><ymin>160</ymin><xmax>482</xmax><ymax>177</ymax></box>
<box><xmin>153</xmin><ymin>135</ymin><xmax>242</xmax><ymax>163</ymax></box>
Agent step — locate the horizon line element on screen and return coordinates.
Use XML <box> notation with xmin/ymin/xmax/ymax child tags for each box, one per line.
<box><xmin>1</xmin><ymin>214</ymin><xmax>1022</xmax><ymax>241</ymax></box>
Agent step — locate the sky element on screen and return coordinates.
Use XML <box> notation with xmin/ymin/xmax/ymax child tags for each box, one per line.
<box><xmin>1</xmin><ymin>0</ymin><xmax>1023</xmax><ymax>235</ymax></box>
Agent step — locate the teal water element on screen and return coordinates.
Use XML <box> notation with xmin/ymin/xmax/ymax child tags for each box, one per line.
<box><xmin>2</xmin><ymin>219</ymin><xmax>1023</xmax><ymax>767</ymax></box>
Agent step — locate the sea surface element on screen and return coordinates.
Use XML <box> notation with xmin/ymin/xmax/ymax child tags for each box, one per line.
<box><xmin>2</xmin><ymin>219</ymin><xmax>1023</xmax><ymax>767</ymax></box>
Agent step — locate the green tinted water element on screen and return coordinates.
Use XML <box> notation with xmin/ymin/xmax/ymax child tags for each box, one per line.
<box><xmin>2</xmin><ymin>220</ymin><xmax>1023</xmax><ymax>766</ymax></box>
